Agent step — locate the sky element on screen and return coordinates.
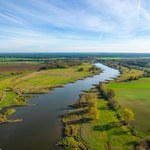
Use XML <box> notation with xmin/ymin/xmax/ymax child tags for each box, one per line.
<box><xmin>0</xmin><ymin>0</ymin><xmax>150</xmax><ymax>53</ymax></box>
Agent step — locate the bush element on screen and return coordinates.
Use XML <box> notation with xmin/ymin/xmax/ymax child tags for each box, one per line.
<box><xmin>106</xmin><ymin>89</ymin><xmax>115</xmax><ymax>100</ymax></box>
<box><xmin>89</xmin><ymin>106</ymin><xmax>100</xmax><ymax>120</ymax></box>
<box><xmin>89</xmin><ymin>66</ymin><xmax>98</xmax><ymax>72</ymax></box>
<box><xmin>135</xmin><ymin>138</ymin><xmax>150</xmax><ymax>150</ymax></box>
<box><xmin>77</xmin><ymin>67</ymin><xmax>84</xmax><ymax>72</ymax></box>
<box><xmin>0</xmin><ymin>116</ymin><xmax>7</xmax><ymax>123</ymax></box>
<box><xmin>78</xmin><ymin>93</ymin><xmax>97</xmax><ymax>107</ymax></box>
<box><xmin>99</xmin><ymin>82</ymin><xmax>107</xmax><ymax>99</ymax></box>
<box><xmin>59</xmin><ymin>137</ymin><xmax>78</xmax><ymax>149</ymax></box>
<box><xmin>64</xmin><ymin>125</ymin><xmax>78</xmax><ymax>137</ymax></box>
<box><xmin>122</xmin><ymin>108</ymin><xmax>135</xmax><ymax>125</ymax></box>
<box><xmin>99</xmin><ymin>83</ymin><xmax>115</xmax><ymax>100</ymax></box>
<box><xmin>108</xmin><ymin>99</ymin><xmax>119</xmax><ymax>110</ymax></box>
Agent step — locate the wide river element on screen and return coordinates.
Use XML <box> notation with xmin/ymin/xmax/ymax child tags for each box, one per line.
<box><xmin>0</xmin><ymin>63</ymin><xmax>119</xmax><ymax>150</ymax></box>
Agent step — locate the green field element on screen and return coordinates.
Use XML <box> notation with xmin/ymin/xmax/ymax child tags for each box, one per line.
<box><xmin>60</xmin><ymin>91</ymin><xmax>139</xmax><ymax>150</ymax></box>
<box><xmin>81</xmin><ymin>99</ymin><xmax>137</xmax><ymax>150</ymax></box>
<box><xmin>107</xmin><ymin>77</ymin><xmax>150</xmax><ymax>134</ymax></box>
<box><xmin>61</xmin><ymin>65</ymin><xmax>150</xmax><ymax>149</ymax></box>
<box><xmin>0</xmin><ymin>62</ymin><xmax>100</xmax><ymax>123</ymax></box>
<box><xmin>0</xmin><ymin>63</ymin><xmax>97</xmax><ymax>94</ymax></box>
<box><xmin>15</xmin><ymin>64</ymin><xmax>97</xmax><ymax>93</ymax></box>
<box><xmin>0</xmin><ymin>63</ymin><xmax>99</xmax><ymax>109</ymax></box>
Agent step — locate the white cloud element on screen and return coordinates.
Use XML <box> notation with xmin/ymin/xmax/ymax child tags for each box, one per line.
<box><xmin>0</xmin><ymin>0</ymin><xmax>150</xmax><ymax>52</ymax></box>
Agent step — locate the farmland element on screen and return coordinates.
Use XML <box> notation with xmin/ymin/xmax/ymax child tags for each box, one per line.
<box><xmin>105</xmin><ymin>59</ymin><xmax>150</xmax><ymax>134</ymax></box>
<box><xmin>108</xmin><ymin>77</ymin><xmax>150</xmax><ymax>134</ymax></box>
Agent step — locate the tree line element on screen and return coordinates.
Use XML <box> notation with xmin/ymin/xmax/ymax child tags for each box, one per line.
<box><xmin>99</xmin><ymin>82</ymin><xmax>135</xmax><ymax>125</ymax></box>
<box><xmin>40</xmin><ymin>60</ymin><xmax>82</xmax><ymax>70</ymax></box>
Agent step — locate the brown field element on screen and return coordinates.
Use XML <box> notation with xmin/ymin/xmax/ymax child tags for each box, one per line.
<box><xmin>0</xmin><ymin>64</ymin><xmax>44</xmax><ymax>73</ymax></box>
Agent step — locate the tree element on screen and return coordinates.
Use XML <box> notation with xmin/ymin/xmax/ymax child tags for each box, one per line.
<box><xmin>99</xmin><ymin>82</ymin><xmax>107</xmax><ymax>99</ymax></box>
<box><xmin>77</xmin><ymin>67</ymin><xmax>84</xmax><ymax>72</ymax></box>
<box><xmin>79</xmin><ymin>93</ymin><xmax>96</xmax><ymax>107</ymax></box>
<box><xmin>89</xmin><ymin>107</ymin><xmax>100</xmax><ymax>120</ymax></box>
<box><xmin>122</xmin><ymin>108</ymin><xmax>135</xmax><ymax>124</ymax></box>
<box><xmin>108</xmin><ymin>99</ymin><xmax>119</xmax><ymax>110</ymax></box>
<box><xmin>106</xmin><ymin>89</ymin><xmax>115</xmax><ymax>100</ymax></box>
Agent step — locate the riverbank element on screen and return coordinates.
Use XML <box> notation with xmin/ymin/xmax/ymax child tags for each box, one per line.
<box><xmin>59</xmin><ymin>87</ymin><xmax>138</xmax><ymax>149</ymax></box>
<box><xmin>101</xmin><ymin>60</ymin><xmax>150</xmax><ymax>134</ymax></box>
<box><xmin>60</xmin><ymin>62</ymin><xmax>150</xmax><ymax>150</ymax></box>
<box><xmin>0</xmin><ymin>63</ymin><xmax>101</xmax><ymax>124</ymax></box>
<box><xmin>0</xmin><ymin>63</ymin><xmax>120</xmax><ymax>150</ymax></box>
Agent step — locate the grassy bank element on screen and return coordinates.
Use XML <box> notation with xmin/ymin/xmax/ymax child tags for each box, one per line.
<box><xmin>0</xmin><ymin>62</ymin><xmax>100</xmax><ymax>124</ymax></box>
<box><xmin>60</xmin><ymin>62</ymin><xmax>150</xmax><ymax>150</ymax></box>
<box><xmin>60</xmin><ymin>89</ymin><xmax>138</xmax><ymax>150</ymax></box>
<box><xmin>82</xmin><ymin>99</ymin><xmax>137</xmax><ymax>150</ymax></box>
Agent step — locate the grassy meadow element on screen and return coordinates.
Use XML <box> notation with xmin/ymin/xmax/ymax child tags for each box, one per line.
<box><xmin>13</xmin><ymin>63</ymin><xmax>97</xmax><ymax>93</ymax></box>
<box><xmin>60</xmin><ymin>60</ymin><xmax>150</xmax><ymax>150</ymax></box>
<box><xmin>60</xmin><ymin>91</ymin><xmax>139</xmax><ymax>150</ymax></box>
<box><xmin>81</xmin><ymin>99</ymin><xmax>137</xmax><ymax>150</ymax></box>
<box><xmin>0</xmin><ymin>63</ymin><xmax>98</xmax><ymax>95</ymax></box>
<box><xmin>0</xmin><ymin>61</ymin><xmax>100</xmax><ymax>123</ymax></box>
<box><xmin>107</xmin><ymin>77</ymin><xmax>150</xmax><ymax>134</ymax></box>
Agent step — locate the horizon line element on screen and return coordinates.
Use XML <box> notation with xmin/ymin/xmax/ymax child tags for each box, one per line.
<box><xmin>0</xmin><ymin>52</ymin><xmax>150</xmax><ymax>54</ymax></box>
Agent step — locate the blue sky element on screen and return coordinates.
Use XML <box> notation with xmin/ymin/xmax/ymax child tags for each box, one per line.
<box><xmin>0</xmin><ymin>0</ymin><xmax>150</xmax><ymax>53</ymax></box>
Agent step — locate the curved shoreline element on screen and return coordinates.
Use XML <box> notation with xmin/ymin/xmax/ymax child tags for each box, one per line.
<box><xmin>59</xmin><ymin>64</ymin><xmax>120</xmax><ymax>149</ymax></box>
<box><xmin>0</xmin><ymin>64</ymin><xmax>101</xmax><ymax>125</ymax></box>
<box><xmin>0</xmin><ymin>63</ymin><xmax>120</xmax><ymax>150</ymax></box>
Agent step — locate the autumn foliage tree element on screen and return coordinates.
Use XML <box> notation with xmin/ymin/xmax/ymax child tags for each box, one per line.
<box><xmin>106</xmin><ymin>89</ymin><xmax>115</xmax><ymax>100</ymax></box>
<box><xmin>99</xmin><ymin>82</ymin><xmax>115</xmax><ymax>100</ymax></box>
<box><xmin>108</xmin><ymin>99</ymin><xmax>119</xmax><ymax>110</ymax></box>
<box><xmin>89</xmin><ymin>106</ymin><xmax>100</xmax><ymax>120</ymax></box>
<box><xmin>122</xmin><ymin>108</ymin><xmax>135</xmax><ymax>125</ymax></box>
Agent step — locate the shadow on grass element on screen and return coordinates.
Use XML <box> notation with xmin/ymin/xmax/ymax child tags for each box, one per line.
<box><xmin>111</xmin><ymin>129</ymin><xmax>128</xmax><ymax>136</ymax></box>
<box><xmin>66</xmin><ymin>109</ymin><xmax>89</xmax><ymax>117</ymax></box>
<box><xmin>125</xmin><ymin>141</ymin><xmax>136</xmax><ymax>147</ymax></box>
<box><xmin>93</xmin><ymin>123</ymin><xmax>116</xmax><ymax>131</ymax></box>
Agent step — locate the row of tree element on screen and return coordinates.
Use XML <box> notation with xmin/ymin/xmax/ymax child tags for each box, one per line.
<box><xmin>99</xmin><ymin>82</ymin><xmax>135</xmax><ymax>125</ymax></box>
<box><xmin>78</xmin><ymin>93</ymin><xmax>100</xmax><ymax>120</ymax></box>
<box><xmin>143</xmin><ymin>70</ymin><xmax>150</xmax><ymax>77</ymax></box>
<box><xmin>40</xmin><ymin>60</ymin><xmax>82</xmax><ymax>70</ymax></box>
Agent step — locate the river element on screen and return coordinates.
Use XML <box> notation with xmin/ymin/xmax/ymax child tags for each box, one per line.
<box><xmin>0</xmin><ymin>63</ymin><xmax>119</xmax><ymax>150</ymax></box>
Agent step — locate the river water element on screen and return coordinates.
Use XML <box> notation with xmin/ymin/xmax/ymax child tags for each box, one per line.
<box><xmin>0</xmin><ymin>63</ymin><xmax>119</xmax><ymax>150</ymax></box>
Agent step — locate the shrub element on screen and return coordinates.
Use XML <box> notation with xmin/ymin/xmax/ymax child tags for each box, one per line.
<box><xmin>108</xmin><ymin>99</ymin><xmax>119</xmax><ymax>110</ymax></box>
<box><xmin>99</xmin><ymin>82</ymin><xmax>107</xmax><ymax>98</ymax></box>
<box><xmin>64</xmin><ymin>125</ymin><xmax>78</xmax><ymax>137</ymax></box>
<box><xmin>122</xmin><ymin>108</ymin><xmax>135</xmax><ymax>125</ymax></box>
<box><xmin>0</xmin><ymin>116</ymin><xmax>7</xmax><ymax>123</ymax></box>
<box><xmin>89</xmin><ymin>106</ymin><xmax>100</xmax><ymax>120</ymax></box>
<box><xmin>135</xmin><ymin>138</ymin><xmax>150</xmax><ymax>150</ymax></box>
<box><xmin>78</xmin><ymin>93</ymin><xmax>97</xmax><ymax>107</ymax></box>
<box><xmin>106</xmin><ymin>89</ymin><xmax>115</xmax><ymax>100</ymax></box>
<box><xmin>77</xmin><ymin>67</ymin><xmax>84</xmax><ymax>72</ymax></box>
<box><xmin>99</xmin><ymin>83</ymin><xmax>115</xmax><ymax>100</ymax></box>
